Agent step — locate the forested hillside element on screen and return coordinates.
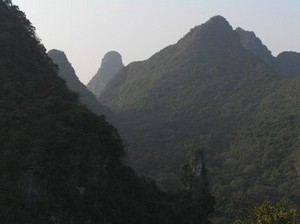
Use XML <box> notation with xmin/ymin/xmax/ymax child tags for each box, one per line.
<box><xmin>0</xmin><ymin>1</ymin><xmax>214</xmax><ymax>223</ymax></box>
<box><xmin>100</xmin><ymin>16</ymin><xmax>300</xmax><ymax>222</ymax></box>
<box><xmin>236</xmin><ymin>28</ymin><xmax>300</xmax><ymax>78</ymax></box>
<box><xmin>48</xmin><ymin>49</ymin><xmax>114</xmax><ymax>120</ymax></box>
<box><xmin>235</xmin><ymin>27</ymin><xmax>275</xmax><ymax>68</ymax></box>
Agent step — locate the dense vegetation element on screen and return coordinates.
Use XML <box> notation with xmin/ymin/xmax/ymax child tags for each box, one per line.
<box><xmin>0</xmin><ymin>1</ymin><xmax>214</xmax><ymax>223</ymax></box>
<box><xmin>234</xmin><ymin>202</ymin><xmax>297</xmax><ymax>224</ymax></box>
<box><xmin>100</xmin><ymin>16</ymin><xmax>300</xmax><ymax>223</ymax></box>
<box><xmin>235</xmin><ymin>27</ymin><xmax>275</xmax><ymax>68</ymax></box>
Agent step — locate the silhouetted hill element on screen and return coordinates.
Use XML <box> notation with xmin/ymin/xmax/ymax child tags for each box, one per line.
<box><xmin>101</xmin><ymin>15</ymin><xmax>300</xmax><ymax>223</ymax></box>
<box><xmin>87</xmin><ymin>51</ymin><xmax>124</xmax><ymax>97</ymax></box>
<box><xmin>48</xmin><ymin>49</ymin><xmax>114</xmax><ymax>120</ymax></box>
<box><xmin>276</xmin><ymin>51</ymin><xmax>300</xmax><ymax>77</ymax></box>
<box><xmin>178</xmin><ymin>15</ymin><xmax>242</xmax><ymax>58</ymax></box>
<box><xmin>0</xmin><ymin>2</ymin><xmax>214</xmax><ymax>223</ymax></box>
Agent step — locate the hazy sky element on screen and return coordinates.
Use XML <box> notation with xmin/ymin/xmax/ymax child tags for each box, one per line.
<box><xmin>13</xmin><ymin>0</ymin><xmax>300</xmax><ymax>84</ymax></box>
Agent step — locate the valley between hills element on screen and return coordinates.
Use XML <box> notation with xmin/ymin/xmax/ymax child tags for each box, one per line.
<box><xmin>1</xmin><ymin>1</ymin><xmax>300</xmax><ymax>223</ymax></box>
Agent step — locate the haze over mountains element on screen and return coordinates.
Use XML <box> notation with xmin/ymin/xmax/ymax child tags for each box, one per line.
<box><xmin>87</xmin><ymin>51</ymin><xmax>124</xmax><ymax>97</ymax></box>
<box><xmin>91</xmin><ymin>16</ymin><xmax>300</xmax><ymax>222</ymax></box>
<box><xmin>47</xmin><ymin>49</ymin><xmax>113</xmax><ymax>120</ymax></box>
<box><xmin>0</xmin><ymin>1</ymin><xmax>214</xmax><ymax>223</ymax></box>
<box><xmin>2</xmin><ymin>0</ymin><xmax>300</xmax><ymax>222</ymax></box>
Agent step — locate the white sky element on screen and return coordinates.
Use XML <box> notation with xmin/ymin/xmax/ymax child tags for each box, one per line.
<box><xmin>13</xmin><ymin>0</ymin><xmax>300</xmax><ymax>84</ymax></box>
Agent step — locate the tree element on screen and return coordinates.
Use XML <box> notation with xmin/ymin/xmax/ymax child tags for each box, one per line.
<box><xmin>180</xmin><ymin>146</ymin><xmax>215</xmax><ymax>223</ymax></box>
<box><xmin>181</xmin><ymin>146</ymin><xmax>209</xmax><ymax>193</ymax></box>
<box><xmin>234</xmin><ymin>202</ymin><xmax>297</xmax><ymax>224</ymax></box>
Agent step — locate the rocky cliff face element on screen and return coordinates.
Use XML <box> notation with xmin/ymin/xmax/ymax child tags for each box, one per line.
<box><xmin>87</xmin><ymin>51</ymin><xmax>124</xmax><ymax>97</ymax></box>
<box><xmin>236</xmin><ymin>27</ymin><xmax>275</xmax><ymax>67</ymax></box>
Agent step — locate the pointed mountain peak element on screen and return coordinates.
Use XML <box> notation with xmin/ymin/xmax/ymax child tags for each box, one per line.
<box><xmin>87</xmin><ymin>50</ymin><xmax>124</xmax><ymax>97</ymax></box>
<box><xmin>48</xmin><ymin>49</ymin><xmax>78</xmax><ymax>82</ymax></box>
<box><xmin>48</xmin><ymin>49</ymin><xmax>113</xmax><ymax>118</ymax></box>
<box><xmin>205</xmin><ymin>15</ymin><xmax>231</xmax><ymax>28</ymax></box>
<box><xmin>48</xmin><ymin>49</ymin><xmax>67</xmax><ymax>60</ymax></box>
<box><xmin>178</xmin><ymin>15</ymin><xmax>241</xmax><ymax>58</ymax></box>
<box><xmin>193</xmin><ymin>15</ymin><xmax>233</xmax><ymax>34</ymax></box>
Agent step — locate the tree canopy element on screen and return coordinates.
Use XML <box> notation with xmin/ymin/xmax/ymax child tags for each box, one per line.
<box><xmin>0</xmin><ymin>2</ymin><xmax>215</xmax><ymax>223</ymax></box>
<box><xmin>234</xmin><ymin>202</ymin><xmax>297</xmax><ymax>224</ymax></box>
<box><xmin>99</xmin><ymin>15</ymin><xmax>300</xmax><ymax>223</ymax></box>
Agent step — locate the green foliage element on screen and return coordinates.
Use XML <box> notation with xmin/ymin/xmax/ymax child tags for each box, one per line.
<box><xmin>0</xmin><ymin>3</ymin><xmax>215</xmax><ymax>223</ymax></box>
<box><xmin>100</xmin><ymin>15</ymin><xmax>300</xmax><ymax>223</ymax></box>
<box><xmin>236</xmin><ymin>27</ymin><xmax>275</xmax><ymax>68</ymax></box>
<box><xmin>181</xmin><ymin>146</ymin><xmax>208</xmax><ymax>191</ymax></box>
<box><xmin>234</xmin><ymin>202</ymin><xmax>297</xmax><ymax>224</ymax></box>
<box><xmin>180</xmin><ymin>148</ymin><xmax>215</xmax><ymax>223</ymax></box>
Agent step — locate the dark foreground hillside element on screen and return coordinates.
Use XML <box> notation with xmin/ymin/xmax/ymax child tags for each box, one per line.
<box><xmin>0</xmin><ymin>1</ymin><xmax>213</xmax><ymax>223</ymax></box>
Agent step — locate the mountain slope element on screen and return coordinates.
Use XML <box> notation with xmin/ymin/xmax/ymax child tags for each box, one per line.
<box><xmin>100</xmin><ymin>15</ymin><xmax>279</xmax><ymax>181</ymax></box>
<box><xmin>276</xmin><ymin>51</ymin><xmax>300</xmax><ymax>77</ymax></box>
<box><xmin>236</xmin><ymin>28</ymin><xmax>300</xmax><ymax>78</ymax></box>
<box><xmin>0</xmin><ymin>2</ymin><xmax>214</xmax><ymax>223</ymax></box>
<box><xmin>87</xmin><ymin>51</ymin><xmax>124</xmax><ymax>97</ymax></box>
<box><xmin>48</xmin><ymin>49</ymin><xmax>113</xmax><ymax>120</ymax></box>
<box><xmin>236</xmin><ymin>27</ymin><xmax>275</xmax><ymax>68</ymax></box>
<box><xmin>100</xmin><ymin>16</ymin><xmax>300</xmax><ymax>222</ymax></box>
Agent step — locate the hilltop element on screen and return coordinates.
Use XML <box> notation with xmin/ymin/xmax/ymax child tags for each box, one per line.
<box><xmin>100</xmin><ymin>15</ymin><xmax>300</xmax><ymax>222</ymax></box>
<box><xmin>0</xmin><ymin>2</ymin><xmax>213</xmax><ymax>223</ymax></box>
<box><xmin>48</xmin><ymin>49</ymin><xmax>114</xmax><ymax>120</ymax></box>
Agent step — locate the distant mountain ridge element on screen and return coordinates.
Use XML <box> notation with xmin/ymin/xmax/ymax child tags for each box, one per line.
<box><xmin>276</xmin><ymin>51</ymin><xmax>300</xmax><ymax>77</ymax></box>
<box><xmin>87</xmin><ymin>51</ymin><xmax>124</xmax><ymax>97</ymax></box>
<box><xmin>0</xmin><ymin>2</ymin><xmax>214</xmax><ymax>223</ymax></box>
<box><xmin>48</xmin><ymin>49</ymin><xmax>114</xmax><ymax>120</ymax></box>
<box><xmin>100</xmin><ymin>15</ymin><xmax>300</xmax><ymax>223</ymax></box>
